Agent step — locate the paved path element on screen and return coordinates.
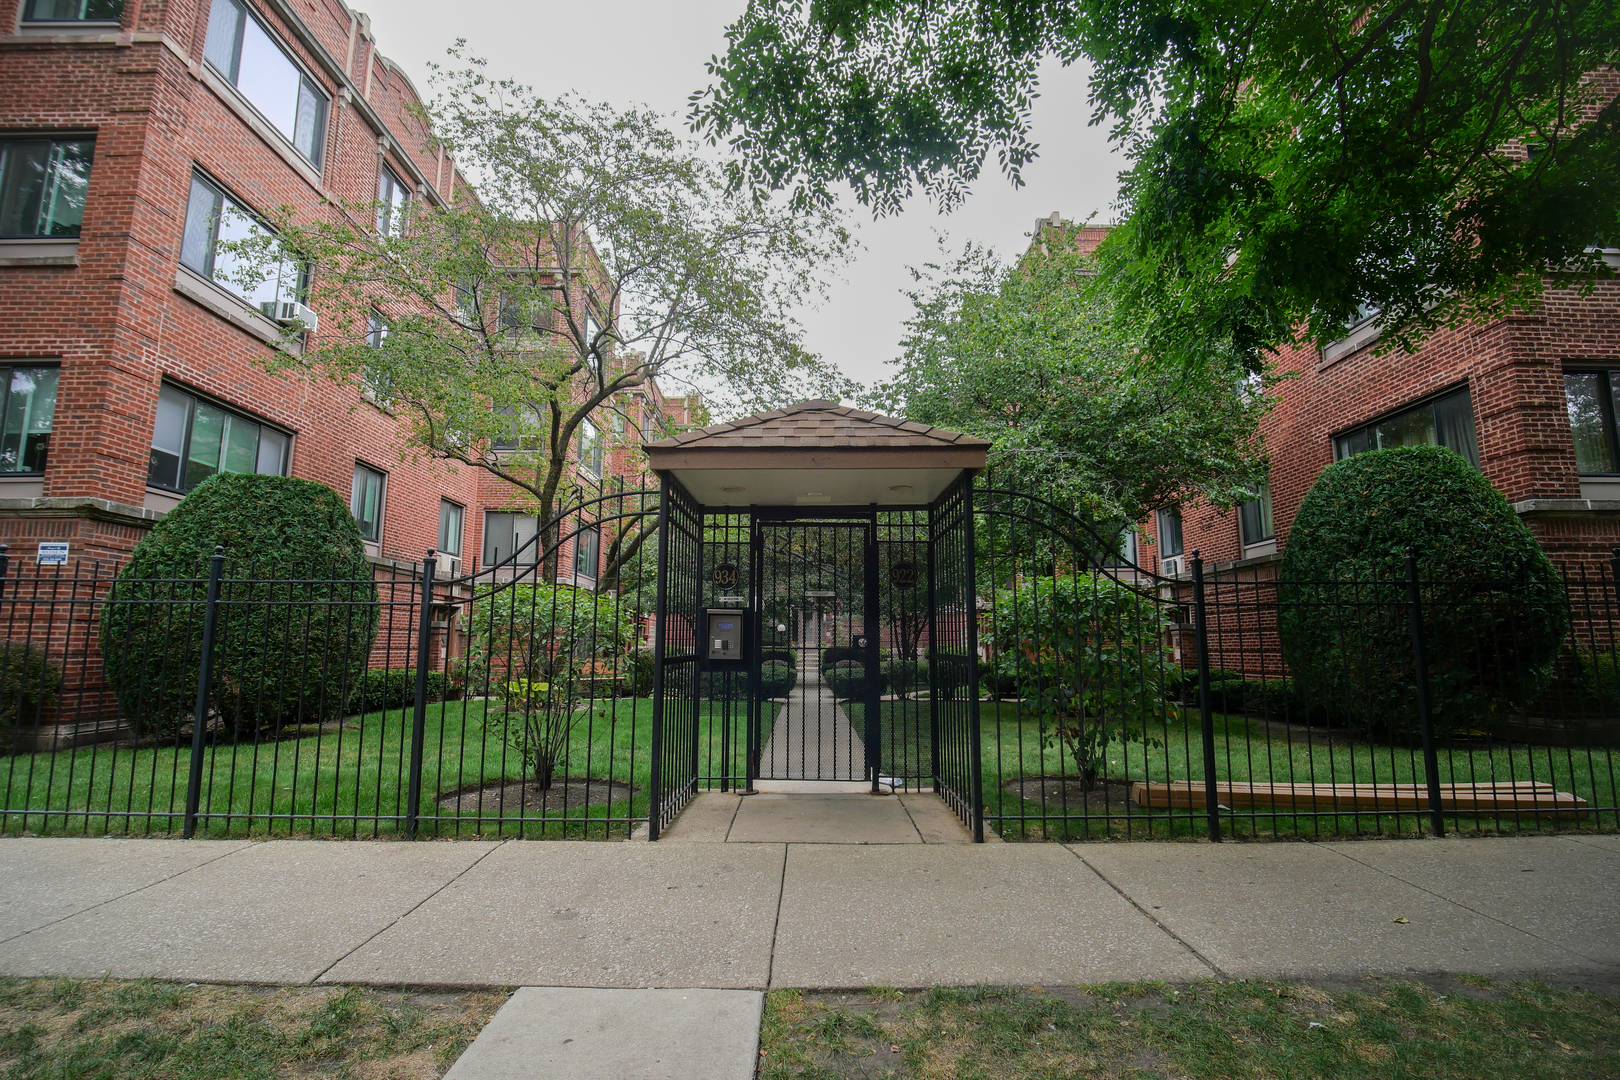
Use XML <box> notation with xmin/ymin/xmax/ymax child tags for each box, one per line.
<box><xmin>758</xmin><ymin>658</ymin><xmax>865</xmax><ymax>781</ymax></box>
<box><xmin>0</xmin><ymin>831</ymin><xmax>1614</xmax><ymax>989</ymax></box>
<box><xmin>661</xmin><ymin>790</ymin><xmax>983</xmax><ymax>843</ymax></box>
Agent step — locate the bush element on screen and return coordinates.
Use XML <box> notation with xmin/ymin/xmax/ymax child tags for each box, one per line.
<box><xmin>0</xmin><ymin>642</ymin><xmax>62</xmax><ymax>748</ymax></box>
<box><xmin>759</xmin><ymin>660</ymin><xmax>798</xmax><ymax>699</ymax></box>
<box><xmin>821</xmin><ymin>645</ymin><xmax>864</xmax><ymax>671</ymax></box>
<box><xmin>824</xmin><ymin>659</ymin><xmax>871</xmax><ymax>700</ymax></box>
<box><xmin>345</xmin><ymin>669</ymin><xmax>451</xmax><ymax>714</ymax></box>
<box><xmin>626</xmin><ymin>648</ymin><xmax>655</xmax><ymax>696</ymax></box>
<box><xmin>983</xmin><ymin>573</ymin><xmax>1175</xmax><ymax>785</ymax></box>
<box><xmin>883</xmin><ymin>658</ymin><xmax>926</xmax><ymax>697</ymax></box>
<box><xmin>99</xmin><ymin>474</ymin><xmax>378</xmax><ymax>735</ymax></box>
<box><xmin>761</xmin><ymin>648</ymin><xmax>798</xmax><ymax>667</ymax></box>
<box><xmin>1278</xmin><ymin>446</ymin><xmax>1567</xmax><ymax>736</ymax></box>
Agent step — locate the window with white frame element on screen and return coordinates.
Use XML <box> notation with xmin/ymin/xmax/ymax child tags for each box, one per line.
<box><xmin>0</xmin><ymin>364</ymin><xmax>59</xmax><ymax>475</ymax></box>
<box><xmin>147</xmin><ymin>383</ymin><xmax>290</xmax><ymax>493</ymax></box>
<box><xmin>376</xmin><ymin>165</ymin><xmax>409</xmax><ymax>236</ymax></box>
<box><xmin>483</xmin><ymin>511</ymin><xmax>538</xmax><ymax>567</ymax></box>
<box><xmin>1156</xmin><ymin>507</ymin><xmax>1184</xmax><ymax>560</ymax></box>
<box><xmin>21</xmin><ymin>0</ymin><xmax>120</xmax><ymax>21</ymax></box>
<box><xmin>181</xmin><ymin>172</ymin><xmax>307</xmax><ymax>314</ymax></box>
<box><xmin>1239</xmin><ymin>480</ymin><xmax>1275</xmax><ymax>547</ymax></box>
<box><xmin>0</xmin><ymin>136</ymin><xmax>93</xmax><ymax>239</ymax></box>
<box><xmin>438</xmin><ymin>499</ymin><xmax>464</xmax><ymax>559</ymax></box>
<box><xmin>493</xmin><ymin>404</ymin><xmax>543</xmax><ymax>451</ymax></box>
<box><xmin>574</xmin><ymin>526</ymin><xmax>599</xmax><ymax>580</ymax></box>
<box><xmin>350</xmin><ymin>463</ymin><xmax>385</xmax><ymax>543</ymax></box>
<box><xmin>204</xmin><ymin>0</ymin><xmax>329</xmax><ymax>167</ymax></box>
<box><xmin>577</xmin><ymin>418</ymin><xmax>603</xmax><ymax>478</ymax></box>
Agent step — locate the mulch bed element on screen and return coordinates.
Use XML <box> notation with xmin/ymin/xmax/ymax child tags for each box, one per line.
<box><xmin>437</xmin><ymin>776</ymin><xmax>633</xmax><ymax>814</ymax></box>
<box><xmin>1000</xmin><ymin>775</ymin><xmax>1150</xmax><ymax>814</ymax></box>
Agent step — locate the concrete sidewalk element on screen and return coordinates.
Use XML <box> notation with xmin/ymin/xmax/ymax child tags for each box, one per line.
<box><xmin>0</xmin><ymin>833</ymin><xmax>1614</xmax><ymax>989</ymax></box>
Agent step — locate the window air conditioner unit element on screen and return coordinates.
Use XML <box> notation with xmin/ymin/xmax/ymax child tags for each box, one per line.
<box><xmin>1161</xmin><ymin>555</ymin><xmax>1185</xmax><ymax>577</ymax></box>
<box><xmin>260</xmin><ymin>300</ymin><xmax>319</xmax><ymax>334</ymax></box>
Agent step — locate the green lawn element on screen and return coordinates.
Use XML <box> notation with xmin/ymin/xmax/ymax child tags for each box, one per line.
<box><xmin>760</xmin><ymin>979</ymin><xmax>1620</xmax><ymax>1080</ymax></box>
<box><xmin>0</xmin><ymin>697</ymin><xmax>774</xmax><ymax>841</ymax></box>
<box><xmin>0</xmin><ymin>978</ymin><xmax>507</xmax><ymax>1080</ymax></box>
<box><xmin>856</xmin><ymin>699</ymin><xmax>1619</xmax><ymax>841</ymax></box>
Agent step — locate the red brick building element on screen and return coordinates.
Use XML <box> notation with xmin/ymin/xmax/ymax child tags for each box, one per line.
<box><xmin>0</xmin><ymin>0</ymin><xmax>691</xmax><ymax>580</ymax></box>
<box><xmin>1026</xmin><ymin>216</ymin><xmax>1620</xmax><ymax>576</ymax></box>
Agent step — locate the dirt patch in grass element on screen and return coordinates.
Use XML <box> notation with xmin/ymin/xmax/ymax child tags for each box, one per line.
<box><xmin>437</xmin><ymin>776</ymin><xmax>632</xmax><ymax>814</ymax></box>
<box><xmin>1001</xmin><ymin>775</ymin><xmax>1148</xmax><ymax>814</ymax></box>
<box><xmin>0</xmin><ymin>979</ymin><xmax>507</xmax><ymax>1079</ymax></box>
<box><xmin>759</xmin><ymin>977</ymin><xmax>1620</xmax><ymax>1079</ymax></box>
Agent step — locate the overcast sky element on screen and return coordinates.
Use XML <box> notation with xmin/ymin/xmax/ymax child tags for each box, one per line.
<box><xmin>359</xmin><ymin>0</ymin><xmax>1124</xmax><ymax>397</ymax></box>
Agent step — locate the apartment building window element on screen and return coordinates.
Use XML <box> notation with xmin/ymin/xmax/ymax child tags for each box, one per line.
<box><xmin>377</xmin><ymin>166</ymin><xmax>409</xmax><ymax>236</ymax></box>
<box><xmin>350</xmin><ymin>463</ymin><xmax>385</xmax><ymax>542</ymax></box>
<box><xmin>181</xmin><ymin>172</ymin><xmax>307</xmax><ymax>311</ymax></box>
<box><xmin>574</xmin><ymin>526</ymin><xmax>599</xmax><ymax>580</ymax></box>
<box><xmin>0</xmin><ymin>136</ymin><xmax>93</xmax><ymax>238</ymax></box>
<box><xmin>1156</xmin><ymin>508</ymin><xmax>1184</xmax><ymax>559</ymax></box>
<box><xmin>438</xmin><ymin>499</ymin><xmax>463</xmax><ymax>558</ymax></box>
<box><xmin>148</xmin><ymin>383</ymin><xmax>290</xmax><ymax>493</ymax></box>
<box><xmin>1101</xmin><ymin>526</ymin><xmax>1137</xmax><ymax>568</ymax></box>
<box><xmin>21</xmin><ymin>0</ymin><xmax>121</xmax><ymax>21</ymax></box>
<box><xmin>578</xmin><ymin>418</ymin><xmax>603</xmax><ymax>479</ymax></box>
<box><xmin>493</xmin><ymin>404</ymin><xmax>543</xmax><ymax>451</ymax></box>
<box><xmin>1333</xmin><ymin>385</ymin><xmax>1479</xmax><ymax>468</ymax></box>
<box><xmin>483</xmin><ymin>511</ymin><xmax>538</xmax><ymax>566</ymax></box>
<box><xmin>1239</xmin><ymin>481</ymin><xmax>1275</xmax><ymax>546</ymax></box>
<box><xmin>205</xmin><ymin>0</ymin><xmax>328</xmax><ymax>167</ymax></box>
<box><xmin>1563</xmin><ymin>369</ymin><xmax>1620</xmax><ymax>474</ymax></box>
<box><xmin>0</xmin><ymin>365</ymin><xmax>59</xmax><ymax>475</ymax></box>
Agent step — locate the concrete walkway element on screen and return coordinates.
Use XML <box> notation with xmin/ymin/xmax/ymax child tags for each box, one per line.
<box><xmin>758</xmin><ymin>657</ymin><xmax>865</xmax><ymax>780</ymax></box>
<box><xmin>0</xmin><ymin>831</ymin><xmax>1614</xmax><ymax>990</ymax></box>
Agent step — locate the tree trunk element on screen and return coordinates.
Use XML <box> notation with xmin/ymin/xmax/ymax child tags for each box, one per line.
<box><xmin>533</xmin><ymin>751</ymin><xmax>556</xmax><ymax>792</ymax></box>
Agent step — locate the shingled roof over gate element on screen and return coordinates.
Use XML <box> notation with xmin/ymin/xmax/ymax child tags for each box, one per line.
<box><xmin>643</xmin><ymin>400</ymin><xmax>988</xmax><ymax>506</ymax></box>
<box><xmin>644</xmin><ymin>400</ymin><xmax>989</xmax><ymax>456</ymax></box>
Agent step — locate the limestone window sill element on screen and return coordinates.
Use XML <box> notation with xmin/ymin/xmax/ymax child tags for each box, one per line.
<box><xmin>173</xmin><ymin>265</ymin><xmax>302</xmax><ymax>354</ymax></box>
<box><xmin>0</xmin><ymin>237</ymin><xmax>78</xmax><ymax>267</ymax></box>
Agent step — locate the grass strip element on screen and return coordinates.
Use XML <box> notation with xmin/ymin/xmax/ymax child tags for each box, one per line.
<box><xmin>760</xmin><ymin>977</ymin><xmax>1620</xmax><ymax>1079</ymax></box>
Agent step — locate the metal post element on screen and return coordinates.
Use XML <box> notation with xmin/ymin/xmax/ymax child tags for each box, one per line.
<box><xmin>925</xmin><ymin>533</ymin><xmax>940</xmax><ymax>792</ymax></box>
<box><xmin>1189</xmin><ymin>551</ymin><xmax>1222</xmax><ymax>843</ymax></box>
<box><xmin>647</xmin><ymin>479</ymin><xmax>672</xmax><ymax>840</ymax></box>
<box><xmin>864</xmin><ymin>511</ymin><xmax>881</xmax><ymax>793</ymax></box>
<box><xmin>963</xmin><ymin>480</ymin><xmax>984</xmax><ymax>842</ymax></box>
<box><xmin>405</xmin><ymin>549</ymin><xmax>437</xmax><ymax>840</ymax></box>
<box><xmin>744</xmin><ymin>521</ymin><xmax>762</xmax><ymax>795</ymax></box>
<box><xmin>0</xmin><ymin>544</ymin><xmax>9</xmax><ymax>603</ymax></box>
<box><xmin>1405</xmin><ymin>547</ymin><xmax>1446</xmax><ymax>838</ymax></box>
<box><xmin>183</xmin><ymin>546</ymin><xmax>225</xmax><ymax>839</ymax></box>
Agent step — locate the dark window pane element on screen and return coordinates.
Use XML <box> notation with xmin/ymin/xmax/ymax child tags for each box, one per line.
<box><xmin>0</xmin><ymin>139</ymin><xmax>94</xmax><ymax>238</ymax></box>
<box><xmin>1240</xmin><ymin>482</ymin><xmax>1275</xmax><ymax>545</ymax></box>
<box><xmin>575</xmin><ymin>527</ymin><xmax>599</xmax><ymax>578</ymax></box>
<box><xmin>148</xmin><ymin>385</ymin><xmax>190</xmax><ymax>489</ymax></box>
<box><xmin>185</xmin><ymin>402</ymin><xmax>226</xmax><ymax>490</ymax></box>
<box><xmin>23</xmin><ymin>0</ymin><xmax>122</xmax><ymax>21</ymax></box>
<box><xmin>350</xmin><ymin>465</ymin><xmax>384</xmax><ymax>542</ymax></box>
<box><xmin>220</xmin><ymin>413</ymin><xmax>259</xmax><ymax>475</ymax></box>
<box><xmin>439</xmin><ymin>501</ymin><xmax>463</xmax><ymax>557</ymax></box>
<box><xmin>1432</xmin><ymin>388</ymin><xmax>1480</xmax><ymax>468</ymax></box>
<box><xmin>1158</xmin><ymin>509</ymin><xmax>1184</xmax><ymax>558</ymax></box>
<box><xmin>1373</xmin><ymin>405</ymin><xmax>1437</xmax><ymax>450</ymax></box>
<box><xmin>0</xmin><ymin>366</ymin><xmax>57</xmax><ymax>475</ymax></box>
<box><xmin>181</xmin><ymin>174</ymin><xmax>220</xmax><ymax>275</ymax></box>
<box><xmin>1567</xmin><ymin>373</ymin><xmax>1616</xmax><ymax>474</ymax></box>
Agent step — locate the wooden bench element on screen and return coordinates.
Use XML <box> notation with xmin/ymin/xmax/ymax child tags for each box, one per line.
<box><xmin>1131</xmin><ymin>779</ymin><xmax>1589</xmax><ymax>815</ymax></box>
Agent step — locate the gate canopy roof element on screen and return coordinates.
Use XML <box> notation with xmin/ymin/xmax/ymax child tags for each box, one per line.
<box><xmin>643</xmin><ymin>400</ymin><xmax>989</xmax><ymax>507</ymax></box>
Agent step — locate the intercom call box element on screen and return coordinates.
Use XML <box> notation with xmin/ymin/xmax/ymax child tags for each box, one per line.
<box><xmin>705</xmin><ymin>608</ymin><xmax>747</xmax><ymax>662</ymax></box>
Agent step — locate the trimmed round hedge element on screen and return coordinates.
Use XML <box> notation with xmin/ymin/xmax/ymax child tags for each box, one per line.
<box><xmin>759</xmin><ymin>660</ymin><xmax>797</xmax><ymax>700</ymax></box>
<box><xmin>1277</xmin><ymin>446</ymin><xmax>1566</xmax><ymax>735</ymax></box>
<box><xmin>100</xmin><ymin>473</ymin><xmax>379</xmax><ymax>735</ymax></box>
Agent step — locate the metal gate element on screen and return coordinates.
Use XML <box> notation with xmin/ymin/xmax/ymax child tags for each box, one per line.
<box><xmin>750</xmin><ymin>517</ymin><xmax>878</xmax><ymax>782</ymax></box>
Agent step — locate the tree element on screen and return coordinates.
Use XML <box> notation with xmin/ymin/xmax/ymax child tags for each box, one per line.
<box><xmin>236</xmin><ymin>55</ymin><xmax>854</xmax><ymax>575</ymax></box>
<box><xmin>871</xmin><ymin>233</ymin><xmax>1270</xmax><ymax>528</ymax></box>
<box><xmin>692</xmin><ymin>0</ymin><xmax>1620</xmax><ymax>370</ymax></box>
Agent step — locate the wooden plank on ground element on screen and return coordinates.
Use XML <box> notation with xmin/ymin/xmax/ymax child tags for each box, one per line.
<box><xmin>1131</xmin><ymin>780</ymin><xmax>1588</xmax><ymax>815</ymax></box>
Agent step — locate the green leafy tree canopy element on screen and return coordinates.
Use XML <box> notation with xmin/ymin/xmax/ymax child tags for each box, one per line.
<box><xmin>871</xmin><ymin>233</ymin><xmax>1271</xmax><ymax>526</ymax></box>
<box><xmin>692</xmin><ymin>0</ymin><xmax>1620</xmax><ymax>370</ymax></box>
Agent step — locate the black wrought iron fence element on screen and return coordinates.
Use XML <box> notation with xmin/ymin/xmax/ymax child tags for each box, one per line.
<box><xmin>0</xmin><ymin>474</ymin><xmax>1614</xmax><ymax>844</ymax></box>
<box><xmin>973</xmin><ymin>482</ymin><xmax>1620</xmax><ymax>842</ymax></box>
